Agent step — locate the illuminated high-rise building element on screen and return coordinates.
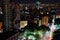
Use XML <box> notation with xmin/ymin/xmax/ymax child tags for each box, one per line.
<box><xmin>41</xmin><ymin>16</ymin><xmax>49</xmax><ymax>26</ymax></box>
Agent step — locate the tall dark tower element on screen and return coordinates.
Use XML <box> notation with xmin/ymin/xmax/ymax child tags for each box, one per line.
<box><xmin>3</xmin><ymin>0</ymin><xmax>12</xmax><ymax>32</ymax></box>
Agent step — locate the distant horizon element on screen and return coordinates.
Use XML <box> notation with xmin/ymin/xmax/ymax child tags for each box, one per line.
<box><xmin>0</xmin><ymin>0</ymin><xmax>60</xmax><ymax>4</ymax></box>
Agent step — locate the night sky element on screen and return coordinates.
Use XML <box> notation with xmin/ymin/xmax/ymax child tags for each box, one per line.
<box><xmin>11</xmin><ymin>0</ymin><xmax>60</xmax><ymax>4</ymax></box>
<box><xmin>0</xmin><ymin>0</ymin><xmax>60</xmax><ymax>4</ymax></box>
